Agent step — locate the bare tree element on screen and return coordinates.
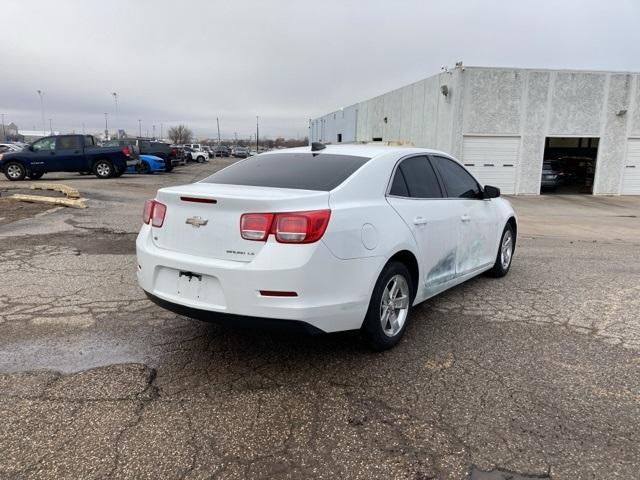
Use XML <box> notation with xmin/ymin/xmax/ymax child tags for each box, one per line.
<box><xmin>167</xmin><ymin>125</ymin><xmax>193</xmax><ymax>144</ymax></box>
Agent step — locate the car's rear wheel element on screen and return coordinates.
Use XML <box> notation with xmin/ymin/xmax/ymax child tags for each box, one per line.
<box><xmin>4</xmin><ymin>162</ymin><xmax>26</xmax><ymax>181</ymax></box>
<box><xmin>362</xmin><ymin>261</ymin><xmax>413</xmax><ymax>351</ymax></box>
<box><xmin>28</xmin><ymin>171</ymin><xmax>44</xmax><ymax>180</ymax></box>
<box><xmin>486</xmin><ymin>223</ymin><xmax>515</xmax><ymax>278</ymax></box>
<box><xmin>139</xmin><ymin>161</ymin><xmax>151</xmax><ymax>174</ymax></box>
<box><xmin>94</xmin><ymin>160</ymin><xmax>114</xmax><ymax>179</ymax></box>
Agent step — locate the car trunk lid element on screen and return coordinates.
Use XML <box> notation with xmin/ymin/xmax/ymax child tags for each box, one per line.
<box><xmin>153</xmin><ymin>183</ymin><xmax>330</xmax><ymax>262</ymax></box>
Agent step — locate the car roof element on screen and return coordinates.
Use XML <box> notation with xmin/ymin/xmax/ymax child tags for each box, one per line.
<box><xmin>265</xmin><ymin>144</ymin><xmax>453</xmax><ymax>159</ymax></box>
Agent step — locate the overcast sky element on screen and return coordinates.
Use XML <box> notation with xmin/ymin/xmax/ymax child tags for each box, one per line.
<box><xmin>2</xmin><ymin>0</ymin><xmax>639</xmax><ymax>140</ymax></box>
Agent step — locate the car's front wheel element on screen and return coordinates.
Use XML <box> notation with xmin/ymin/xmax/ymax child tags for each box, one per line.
<box><xmin>4</xmin><ymin>162</ymin><xmax>26</xmax><ymax>181</ymax></box>
<box><xmin>362</xmin><ymin>261</ymin><xmax>413</xmax><ymax>351</ymax></box>
<box><xmin>94</xmin><ymin>160</ymin><xmax>114</xmax><ymax>179</ymax></box>
<box><xmin>486</xmin><ymin>223</ymin><xmax>515</xmax><ymax>278</ymax></box>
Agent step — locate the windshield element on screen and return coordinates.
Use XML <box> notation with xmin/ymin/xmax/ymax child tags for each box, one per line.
<box><xmin>202</xmin><ymin>152</ymin><xmax>371</xmax><ymax>191</ymax></box>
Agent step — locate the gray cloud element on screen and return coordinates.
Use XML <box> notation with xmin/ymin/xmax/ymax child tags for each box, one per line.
<box><xmin>1</xmin><ymin>0</ymin><xmax>639</xmax><ymax>139</ymax></box>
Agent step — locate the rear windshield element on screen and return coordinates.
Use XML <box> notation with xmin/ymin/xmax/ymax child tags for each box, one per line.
<box><xmin>202</xmin><ymin>152</ymin><xmax>371</xmax><ymax>191</ymax></box>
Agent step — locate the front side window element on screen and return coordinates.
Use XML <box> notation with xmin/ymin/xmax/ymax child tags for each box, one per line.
<box><xmin>389</xmin><ymin>156</ymin><xmax>442</xmax><ymax>198</ymax></box>
<box><xmin>84</xmin><ymin>136</ymin><xmax>95</xmax><ymax>147</ymax></box>
<box><xmin>203</xmin><ymin>152</ymin><xmax>371</xmax><ymax>191</ymax></box>
<box><xmin>431</xmin><ymin>156</ymin><xmax>481</xmax><ymax>199</ymax></box>
<box><xmin>31</xmin><ymin>137</ymin><xmax>56</xmax><ymax>152</ymax></box>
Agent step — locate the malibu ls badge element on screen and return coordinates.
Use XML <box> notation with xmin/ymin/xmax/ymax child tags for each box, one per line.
<box><xmin>185</xmin><ymin>216</ymin><xmax>209</xmax><ymax>228</ymax></box>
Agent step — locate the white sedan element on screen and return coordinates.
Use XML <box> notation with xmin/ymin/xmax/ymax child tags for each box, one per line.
<box><xmin>136</xmin><ymin>143</ymin><xmax>516</xmax><ymax>350</ymax></box>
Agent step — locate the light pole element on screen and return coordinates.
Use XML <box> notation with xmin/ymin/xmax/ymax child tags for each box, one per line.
<box><xmin>37</xmin><ymin>90</ymin><xmax>45</xmax><ymax>135</ymax></box>
<box><xmin>111</xmin><ymin>92</ymin><xmax>118</xmax><ymax>136</ymax></box>
<box><xmin>216</xmin><ymin>117</ymin><xmax>221</xmax><ymax>145</ymax></box>
<box><xmin>152</xmin><ymin>124</ymin><xmax>156</xmax><ymax>139</ymax></box>
<box><xmin>82</xmin><ymin>122</ymin><xmax>85</xmax><ymax>135</ymax></box>
<box><xmin>160</xmin><ymin>123</ymin><xmax>163</xmax><ymax>140</ymax></box>
<box><xmin>104</xmin><ymin>113</ymin><xmax>109</xmax><ymax>139</ymax></box>
<box><xmin>49</xmin><ymin>118</ymin><xmax>53</xmax><ymax>134</ymax></box>
<box><xmin>256</xmin><ymin>116</ymin><xmax>259</xmax><ymax>152</ymax></box>
<box><xmin>1</xmin><ymin>113</ymin><xmax>6</xmax><ymax>140</ymax></box>
<box><xmin>138</xmin><ymin>119</ymin><xmax>142</xmax><ymax>137</ymax></box>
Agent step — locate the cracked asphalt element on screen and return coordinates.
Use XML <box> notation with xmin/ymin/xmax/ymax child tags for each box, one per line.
<box><xmin>0</xmin><ymin>161</ymin><xmax>638</xmax><ymax>479</ymax></box>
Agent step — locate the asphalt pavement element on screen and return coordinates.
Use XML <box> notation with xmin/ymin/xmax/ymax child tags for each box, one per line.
<box><xmin>0</xmin><ymin>161</ymin><xmax>638</xmax><ymax>479</ymax></box>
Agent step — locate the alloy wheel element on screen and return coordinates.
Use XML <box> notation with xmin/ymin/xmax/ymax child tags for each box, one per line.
<box><xmin>380</xmin><ymin>274</ymin><xmax>410</xmax><ymax>337</ymax></box>
<box><xmin>501</xmin><ymin>230</ymin><xmax>513</xmax><ymax>269</ymax></box>
<box><xmin>6</xmin><ymin>164</ymin><xmax>22</xmax><ymax>179</ymax></box>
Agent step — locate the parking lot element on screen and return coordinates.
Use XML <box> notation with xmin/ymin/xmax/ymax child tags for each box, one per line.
<box><xmin>0</xmin><ymin>162</ymin><xmax>638</xmax><ymax>479</ymax></box>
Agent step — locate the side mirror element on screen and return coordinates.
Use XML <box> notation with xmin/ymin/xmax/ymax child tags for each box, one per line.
<box><xmin>483</xmin><ymin>185</ymin><xmax>501</xmax><ymax>199</ymax></box>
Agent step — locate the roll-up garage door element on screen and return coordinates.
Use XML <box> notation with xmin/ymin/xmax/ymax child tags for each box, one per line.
<box><xmin>622</xmin><ymin>139</ymin><xmax>640</xmax><ymax>195</ymax></box>
<box><xmin>461</xmin><ymin>136</ymin><xmax>520</xmax><ymax>194</ymax></box>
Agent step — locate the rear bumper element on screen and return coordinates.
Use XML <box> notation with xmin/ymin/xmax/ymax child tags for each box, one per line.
<box><xmin>136</xmin><ymin>225</ymin><xmax>383</xmax><ymax>333</ymax></box>
<box><xmin>144</xmin><ymin>291</ymin><xmax>324</xmax><ymax>334</ymax></box>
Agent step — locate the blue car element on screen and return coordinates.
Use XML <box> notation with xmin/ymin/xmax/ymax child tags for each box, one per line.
<box><xmin>127</xmin><ymin>154</ymin><xmax>166</xmax><ymax>174</ymax></box>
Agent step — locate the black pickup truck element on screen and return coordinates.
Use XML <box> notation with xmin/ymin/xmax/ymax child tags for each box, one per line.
<box><xmin>0</xmin><ymin>134</ymin><xmax>137</xmax><ymax>181</ymax></box>
<box><xmin>104</xmin><ymin>138</ymin><xmax>178</xmax><ymax>172</ymax></box>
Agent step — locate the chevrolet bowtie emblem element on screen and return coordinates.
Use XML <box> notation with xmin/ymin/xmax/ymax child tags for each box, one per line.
<box><xmin>185</xmin><ymin>216</ymin><xmax>209</xmax><ymax>227</ymax></box>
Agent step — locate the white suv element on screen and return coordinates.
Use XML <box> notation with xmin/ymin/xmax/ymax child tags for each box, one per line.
<box><xmin>184</xmin><ymin>144</ymin><xmax>208</xmax><ymax>163</ymax></box>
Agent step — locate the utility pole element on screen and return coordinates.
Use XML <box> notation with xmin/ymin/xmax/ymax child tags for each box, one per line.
<box><xmin>37</xmin><ymin>90</ymin><xmax>45</xmax><ymax>135</ymax></box>
<box><xmin>49</xmin><ymin>118</ymin><xmax>53</xmax><ymax>134</ymax></box>
<box><xmin>1</xmin><ymin>113</ymin><xmax>5</xmax><ymax>140</ymax></box>
<box><xmin>152</xmin><ymin>125</ymin><xmax>156</xmax><ymax>139</ymax></box>
<box><xmin>111</xmin><ymin>92</ymin><xmax>118</xmax><ymax>135</ymax></box>
<box><xmin>234</xmin><ymin>131</ymin><xmax>238</xmax><ymax>143</ymax></box>
<box><xmin>256</xmin><ymin>116</ymin><xmax>259</xmax><ymax>152</ymax></box>
<box><xmin>216</xmin><ymin>117</ymin><xmax>221</xmax><ymax>145</ymax></box>
<box><xmin>138</xmin><ymin>119</ymin><xmax>142</xmax><ymax>137</ymax></box>
<box><xmin>104</xmin><ymin>113</ymin><xmax>109</xmax><ymax>139</ymax></box>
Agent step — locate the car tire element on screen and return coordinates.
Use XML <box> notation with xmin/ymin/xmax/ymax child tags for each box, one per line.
<box><xmin>28</xmin><ymin>171</ymin><xmax>44</xmax><ymax>180</ymax></box>
<box><xmin>93</xmin><ymin>159</ymin><xmax>114</xmax><ymax>179</ymax></box>
<box><xmin>197</xmin><ymin>156</ymin><xmax>205</xmax><ymax>163</ymax></box>
<box><xmin>140</xmin><ymin>161</ymin><xmax>151</xmax><ymax>174</ymax></box>
<box><xmin>361</xmin><ymin>261</ymin><xmax>414</xmax><ymax>351</ymax></box>
<box><xmin>4</xmin><ymin>162</ymin><xmax>26</xmax><ymax>181</ymax></box>
<box><xmin>486</xmin><ymin>223</ymin><xmax>515</xmax><ymax>278</ymax></box>
<box><xmin>164</xmin><ymin>162</ymin><xmax>173</xmax><ymax>173</ymax></box>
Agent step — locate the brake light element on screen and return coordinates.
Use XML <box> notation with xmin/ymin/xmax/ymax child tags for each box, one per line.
<box><xmin>143</xmin><ymin>199</ymin><xmax>167</xmax><ymax>227</ymax></box>
<box><xmin>240</xmin><ymin>210</ymin><xmax>331</xmax><ymax>244</ymax></box>
<box><xmin>240</xmin><ymin>213</ymin><xmax>274</xmax><ymax>241</ymax></box>
<box><xmin>121</xmin><ymin>145</ymin><xmax>131</xmax><ymax>157</ymax></box>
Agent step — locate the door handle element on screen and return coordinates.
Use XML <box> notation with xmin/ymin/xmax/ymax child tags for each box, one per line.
<box><xmin>461</xmin><ymin>215</ymin><xmax>471</xmax><ymax>223</ymax></box>
<box><xmin>413</xmin><ymin>216</ymin><xmax>428</xmax><ymax>226</ymax></box>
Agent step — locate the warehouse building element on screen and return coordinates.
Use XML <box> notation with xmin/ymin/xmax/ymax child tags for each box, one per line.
<box><xmin>310</xmin><ymin>65</ymin><xmax>640</xmax><ymax>195</ymax></box>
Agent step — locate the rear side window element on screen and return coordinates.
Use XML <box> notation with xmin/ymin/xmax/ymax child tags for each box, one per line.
<box><xmin>431</xmin><ymin>156</ymin><xmax>481</xmax><ymax>198</ymax></box>
<box><xmin>390</xmin><ymin>156</ymin><xmax>442</xmax><ymax>198</ymax></box>
<box><xmin>56</xmin><ymin>136</ymin><xmax>82</xmax><ymax>150</ymax></box>
<box><xmin>203</xmin><ymin>153</ymin><xmax>371</xmax><ymax>191</ymax></box>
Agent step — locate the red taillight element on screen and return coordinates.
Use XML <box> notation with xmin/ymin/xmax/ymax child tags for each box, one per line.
<box><xmin>170</xmin><ymin>148</ymin><xmax>177</xmax><ymax>156</ymax></box>
<box><xmin>143</xmin><ymin>199</ymin><xmax>167</xmax><ymax>227</ymax></box>
<box><xmin>240</xmin><ymin>210</ymin><xmax>331</xmax><ymax>244</ymax></box>
<box><xmin>240</xmin><ymin>213</ymin><xmax>274</xmax><ymax>241</ymax></box>
<box><xmin>121</xmin><ymin>145</ymin><xmax>131</xmax><ymax>157</ymax></box>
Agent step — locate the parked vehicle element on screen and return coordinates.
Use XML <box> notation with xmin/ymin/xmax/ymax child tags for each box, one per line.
<box><xmin>127</xmin><ymin>154</ymin><xmax>166</xmax><ymax>174</ymax></box>
<box><xmin>136</xmin><ymin>144</ymin><xmax>517</xmax><ymax>350</ymax></box>
<box><xmin>213</xmin><ymin>146</ymin><xmax>230</xmax><ymax>157</ymax></box>
<box><xmin>232</xmin><ymin>147</ymin><xmax>250</xmax><ymax>158</ymax></box>
<box><xmin>540</xmin><ymin>161</ymin><xmax>564</xmax><ymax>191</ymax></box>
<box><xmin>104</xmin><ymin>138</ymin><xmax>177</xmax><ymax>172</ymax></box>
<box><xmin>1</xmin><ymin>134</ymin><xmax>136</xmax><ymax>180</ymax></box>
<box><xmin>0</xmin><ymin>143</ymin><xmax>23</xmax><ymax>153</ymax></box>
<box><xmin>183</xmin><ymin>145</ymin><xmax>208</xmax><ymax>163</ymax></box>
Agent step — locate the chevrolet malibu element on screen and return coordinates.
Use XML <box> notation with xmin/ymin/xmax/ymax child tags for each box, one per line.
<box><xmin>136</xmin><ymin>143</ymin><xmax>516</xmax><ymax>350</ymax></box>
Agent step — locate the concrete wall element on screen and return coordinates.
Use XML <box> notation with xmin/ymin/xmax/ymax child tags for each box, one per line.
<box><xmin>310</xmin><ymin>66</ymin><xmax>640</xmax><ymax>194</ymax></box>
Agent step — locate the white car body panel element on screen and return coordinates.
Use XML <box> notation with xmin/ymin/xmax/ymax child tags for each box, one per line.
<box><xmin>136</xmin><ymin>145</ymin><xmax>516</xmax><ymax>333</ymax></box>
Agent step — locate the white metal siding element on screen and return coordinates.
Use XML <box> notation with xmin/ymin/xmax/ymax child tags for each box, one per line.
<box><xmin>622</xmin><ymin>139</ymin><xmax>640</xmax><ymax>195</ymax></box>
<box><xmin>461</xmin><ymin>136</ymin><xmax>520</xmax><ymax>194</ymax></box>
